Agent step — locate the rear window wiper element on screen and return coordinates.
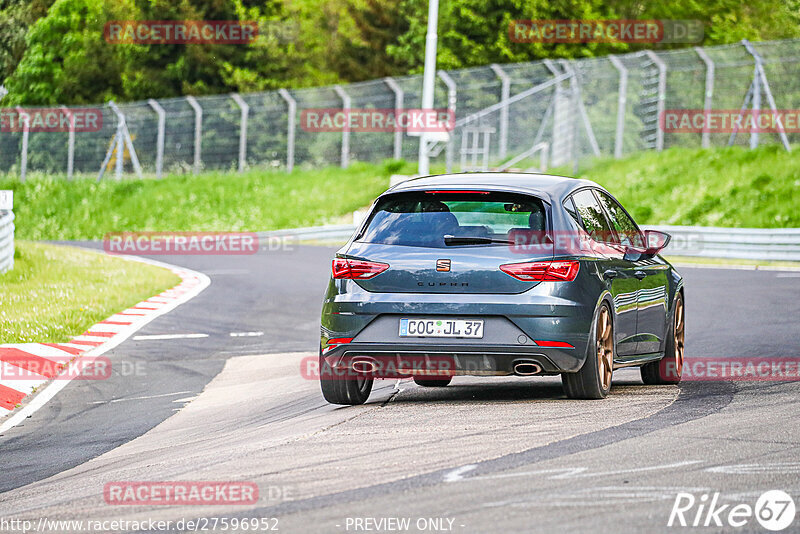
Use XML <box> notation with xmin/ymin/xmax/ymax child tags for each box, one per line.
<box><xmin>444</xmin><ymin>235</ymin><xmax>513</xmax><ymax>246</ymax></box>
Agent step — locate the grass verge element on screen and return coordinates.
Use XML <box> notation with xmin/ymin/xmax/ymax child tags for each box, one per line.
<box><xmin>575</xmin><ymin>145</ymin><xmax>800</xmax><ymax>228</ymax></box>
<box><xmin>0</xmin><ymin>161</ymin><xmax>410</xmax><ymax>241</ymax></box>
<box><xmin>0</xmin><ymin>241</ymin><xmax>180</xmax><ymax>343</ymax></box>
<box><xmin>1</xmin><ymin>146</ymin><xmax>798</xmax><ymax>241</ymax></box>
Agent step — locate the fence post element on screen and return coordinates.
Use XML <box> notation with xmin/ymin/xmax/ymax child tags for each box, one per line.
<box><xmin>544</xmin><ymin>59</ymin><xmax>571</xmax><ymax>167</ymax></box>
<box><xmin>278</xmin><ymin>89</ymin><xmax>296</xmax><ymax>172</ymax></box>
<box><xmin>384</xmin><ymin>77</ymin><xmax>404</xmax><ymax>160</ymax></box>
<box><xmin>644</xmin><ymin>50</ymin><xmax>666</xmax><ymax>151</ymax></box>
<box><xmin>108</xmin><ymin>102</ymin><xmax>142</xmax><ymax>179</ymax></box>
<box><xmin>0</xmin><ymin>194</ymin><xmax>14</xmax><ymax>274</ymax></box>
<box><xmin>15</xmin><ymin>107</ymin><xmax>29</xmax><ymax>182</ymax></box>
<box><xmin>186</xmin><ymin>96</ymin><xmax>203</xmax><ymax>174</ymax></box>
<box><xmin>694</xmin><ymin>47</ymin><xmax>715</xmax><ymax>149</ymax></box>
<box><xmin>60</xmin><ymin>106</ymin><xmax>75</xmax><ymax>179</ymax></box>
<box><xmin>741</xmin><ymin>39</ymin><xmax>791</xmax><ymax>151</ymax></box>
<box><xmin>489</xmin><ymin>64</ymin><xmax>510</xmax><ymax>160</ymax></box>
<box><xmin>437</xmin><ymin>70</ymin><xmax>456</xmax><ymax>173</ymax></box>
<box><xmin>608</xmin><ymin>55</ymin><xmax>628</xmax><ymax>159</ymax></box>
<box><xmin>147</xmin><ymin>99</ymin><xmax>166</xmax><ymax>178</ymax></box>
<box><xmin>333</xmin><ymin>85</ymin><xmax>351</xmax><ymax>168</ymax></box>
<box><xmin>560</xmin><ymin>59</ymin><xmax>600</xmax><ymax>158</ymax></box>
<box><xmin>748</xmin><ymin>46</ymin><xmax>761</xmax><ymax>149</ymax></box>
<box><xmin>230</xmin><ymin>93</ymin><xmax>249</xmax><ymax>172</ymax></box>
<box><xmin>741</xmin><ymin>40</ymin><xmax>790</xmax><ymax>151</ymax></box>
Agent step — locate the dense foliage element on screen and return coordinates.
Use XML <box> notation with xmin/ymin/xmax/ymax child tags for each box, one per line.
<box><xmin>0</xmin><ymin>0</ymin><xmax>799</xmax><ymax>104</ymax></box>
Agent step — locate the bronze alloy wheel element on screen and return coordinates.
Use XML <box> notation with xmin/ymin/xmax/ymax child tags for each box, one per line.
<box><xmin>596</xmin><ymin>306</ymin><xmax>614</xmax><ymax>391</ymax></box>
<box><xmin>673</xmin><ymin>296</ymin><xmax>685</xmax><ymax>377</ymax></box>
<box><xmin>641</xmin><ymin>293</ymin><xmax>685</xmax><ymax>385</ymax></box>
<box><xmin>562</xmin><ymin>302</ymin><xmax>614</xmax><ymax>399</ymax></box>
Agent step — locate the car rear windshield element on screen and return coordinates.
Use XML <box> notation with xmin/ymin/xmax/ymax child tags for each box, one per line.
<box><xmin>357</xmin><ymin>191</ymin><xmax>547</xmax><ymax>248</ymax></box>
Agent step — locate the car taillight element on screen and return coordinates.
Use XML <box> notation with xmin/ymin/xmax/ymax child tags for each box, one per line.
<box><xmin>332</xmin><ymin>258</ymin><xmax>390</xmax><ymax>279</ymax></box>
<box><xmin>323</xmin><ymin>337</ymin><xmax>353</xmax><ymax>353</ymax></box>
<box><xmin>499</xmin><ymin>260</ymin><xmax>580</xmax><ymax>282</ymax></box>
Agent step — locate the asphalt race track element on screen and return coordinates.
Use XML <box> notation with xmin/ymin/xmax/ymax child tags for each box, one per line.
<box><xmin>1</xmin><ymin>243</ymin><xmax>799</xmax><ymax>533</ymax></box>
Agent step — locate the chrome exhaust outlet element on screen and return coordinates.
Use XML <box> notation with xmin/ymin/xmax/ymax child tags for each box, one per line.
<box><xmin>351</xmin><ymin>359</ymin><xmax>378</xmax><ymax>374</ymax></box>
<box><xmin>513</xmin><ymin>361</ymin><xmax>542</xmax><ymax>376</ymax></box>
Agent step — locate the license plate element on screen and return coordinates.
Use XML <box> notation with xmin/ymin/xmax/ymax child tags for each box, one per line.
<box><xmin>399</xmin><ymin>318</ymin><xmax>484</xmax><ymax>338</ymax></box>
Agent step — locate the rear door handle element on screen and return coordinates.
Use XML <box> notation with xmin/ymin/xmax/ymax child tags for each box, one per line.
<box><xmin>634</xmin><ymin>270</ymin><xmax>647</xmax><ymax>280</ymax></box>
<box><xmin>603</xmin><ymin>270</ymin><xmax>619</xmax><ymax>280</ymax></box>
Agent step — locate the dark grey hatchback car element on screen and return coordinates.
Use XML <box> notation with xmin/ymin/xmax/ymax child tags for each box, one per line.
<box><xmin>319</xmin><ymin>173</ymin><xmax>685</xmax><ymax>404</ymax></box>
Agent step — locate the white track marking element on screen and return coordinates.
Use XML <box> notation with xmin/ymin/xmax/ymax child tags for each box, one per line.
<box><xmin>0</xmin><ymin>254</ymin><xmax>210</xmax><ymax>436</ymax></box>
<box><xmin>706</xmin><ymin>462</ymin><xmax>800</xmax><ymax>474</ymax></box>
<box><xmin>202</xmin><ymin>269</ymin><xmax>251</xmax><ymax>275</ymax></box>
<box><xmin>444</xmin><ymin>464</ymin><xmax>478</xmax><ymax>482</ymax></box>
<box><xmin>132</xmin><ymin>333</ymin><xmax>209</xmax><ymax>341</ymax></box>
<box><xmin>229</xmin><ymin>332</ymin><xmax>264</xmax><ymax>337</ymax></box>
<box><xmin>88</xmin><ymin>391</ymin><xmax>194</xmax><ymax>405</ymax></box>
<box><xmin>172</xmin><ymin>396</ymin><xmax>198</xmax><ymax>403</ymax></box>
<box><xmin>455</xmin><ymin>460</ymin><xmax>703</xmax><ymax>483</ymax></box>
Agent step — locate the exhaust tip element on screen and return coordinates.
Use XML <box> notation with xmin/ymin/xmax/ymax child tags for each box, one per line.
<box><xmin>513</xmin><ymin>361</ymin><xmax>542</xmax><ymax>376</ymax></box>
<box><xmin>351</xmin><ymin>359</ymin><xmax>378</xmax><ymax>374</ymax></box>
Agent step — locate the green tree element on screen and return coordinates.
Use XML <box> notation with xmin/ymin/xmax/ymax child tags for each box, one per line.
<box><xmin>331</xmin><ymin>0</ymin><xmax>412</xmax><ymax>81</ymax></box>
<box><xmin>0</xmin><ymin>0</ymin><xmax>56</xmax><ymax>86</ymax></box>
<box><xmin>387</xmin><ymin>0</ymin><xmax>800</xmax><ymax>73</ymax></box>
<box><xmin>3</xmin><ymin>0</ymin><xmax>131</xmax><ymax>105</ymax></box>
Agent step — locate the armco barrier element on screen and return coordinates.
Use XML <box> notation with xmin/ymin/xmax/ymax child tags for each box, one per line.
<box><xmin>258</xmin><ymin>224</ymin><xmax>357</xmax><ymax>245</ymax></box>
<box><xmin>263</xmin><ymin>224</ymin><xmax>800</xmax><ymax>262</ymax></box>
<box><xmin>0</xmin><ymin>210</ymin><xmax>14</xmax><ymax>273</ymax></box>
<box><xmin>645</xmin><ymin>225</ymin><xmax>800</xmax><ymax>261</ymax></box>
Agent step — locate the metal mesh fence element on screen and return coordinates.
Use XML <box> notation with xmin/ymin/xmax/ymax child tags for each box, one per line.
<box><xmin>1</xmin><ymin>38</ymin><xmax>798</xmax><ymax>179</ymax></box>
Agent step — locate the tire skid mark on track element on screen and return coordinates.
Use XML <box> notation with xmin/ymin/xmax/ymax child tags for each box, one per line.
<box><xmin>212</xmin><ymin>381</ymin><xmax>735</xmax><ymax>520</ymax></box>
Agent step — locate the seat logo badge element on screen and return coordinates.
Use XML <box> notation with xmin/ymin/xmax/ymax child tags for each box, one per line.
<box><xmin>436</xmin><ymin>259</ymin><xmax>451</xmax><ymax>272</ymax></box>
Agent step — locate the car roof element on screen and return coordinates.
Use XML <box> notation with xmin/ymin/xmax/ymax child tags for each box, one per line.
<box><xmin>385</xmin><ymin>172</ymin><xmax>600</xmax><ymax>202</ymax></box>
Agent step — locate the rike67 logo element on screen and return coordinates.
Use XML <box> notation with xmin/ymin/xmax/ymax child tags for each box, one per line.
<box><xmin>669</xmin><ymin>490</ymin><xmax>796</xmax><ymax>531</ymax></box>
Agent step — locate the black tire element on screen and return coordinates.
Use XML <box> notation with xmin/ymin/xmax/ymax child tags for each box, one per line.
<box><xmin>562</xmin><ymin>302</ymin><xmax>613</xmax><ymax>399</ymax></box>
<box><xmin>413</xmin><ymin>376</ymin><xmax>453</xmax><ymax>387</ymax></box>
<box><xmin>641</xmin><ymin>292</ymin><xmax>684</xmax><ymax>385</ymax></box>
<box><xmin>319</xmin><ymin>355</ymin><xmax>373</xmax><ymax>405</ymax></box>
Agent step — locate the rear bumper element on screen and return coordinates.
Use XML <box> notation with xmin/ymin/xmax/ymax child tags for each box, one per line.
<box><xmin>321</xmin><ymin>342</ymin><xmax>582</xmax><ymax>376</ymax></box>
<box><xmin>321</xmin><ymin>280</ymin><xmax>599</xmax><ymax>375</ymax></box>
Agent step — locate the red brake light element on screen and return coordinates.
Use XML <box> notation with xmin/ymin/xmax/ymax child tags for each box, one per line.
<box><xmin>534</xmin><ymin>340</ymin><xmax>575</xmax><ymax>348</ymax></box>
<box><xmin>425</xmin><ymin>190</ymin><xmax>491</xmax><ymax>194</ymax></box>
<box><xmin>323</xmin><ymin>337</ymin><xmax>353</xmax><ymax>353</ymax></box>
<box><xmin>332</xmin><ymin>258</ymin><xmax>389</xmax><ymax>279</ymax></box>
<box><xmin>499</xmin><ymin>260</ymin><xmax>580</xmax><ymax>282</ymax></box>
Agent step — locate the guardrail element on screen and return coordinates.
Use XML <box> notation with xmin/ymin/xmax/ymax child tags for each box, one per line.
<box><xmin>646</xmin><ymin>225</ymin><xmax>800</xmax><ymax>262</ymax></box>
<box><xmin>262</xmin><ymin>224</ymin><xmax>800</xmax><ymax>262</ymax></box>
<box><xmin>257</xmin><ymin>224</ymin><xmax>357</xmax><ymax>244</ymax></box>
<box><xmin>0</xmin><ymin>210</ymin><xmax>14</xmax><ymax>273</ymax></box>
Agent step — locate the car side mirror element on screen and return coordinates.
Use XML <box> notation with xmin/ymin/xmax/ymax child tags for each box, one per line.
<box><xmin>643</xmin><ymin>229</ymin><xmax>671</xmax><ymax>256</ymax></box>
<box><xmin>623</xmin><ymin>230</ymin><xmax>671</xmax><ymax>261</ymax></box>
